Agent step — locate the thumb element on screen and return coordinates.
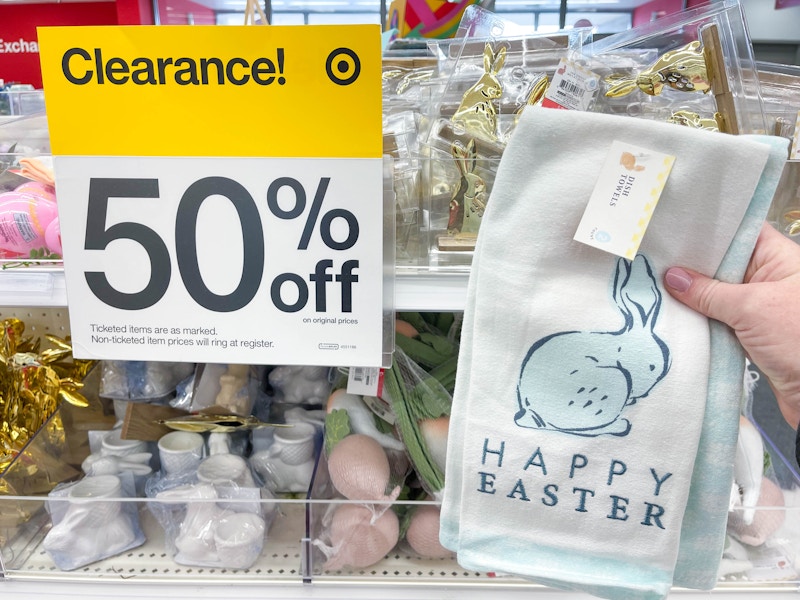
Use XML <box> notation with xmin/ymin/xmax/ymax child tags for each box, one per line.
<box><xmin>663</xmin><ymin>267</ymin><xmax>743</xmax><ymax>327</ymax></box>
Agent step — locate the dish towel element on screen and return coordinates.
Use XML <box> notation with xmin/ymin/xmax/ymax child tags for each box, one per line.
<box><xmin>439</xmin><ymin>106</ymin><xmax>788</xmax><ymax>600</ymax></box>
<box><xmin>672</xmin><ymin>132</ymin><xmax>788</xmax><ymax>589</ymax></box>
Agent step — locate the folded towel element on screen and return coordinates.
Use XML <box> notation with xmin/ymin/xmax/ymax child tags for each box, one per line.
<box><xmin>440</xmin><ymin>106</ymin><xmax>786</xmax><ymax>600</ymax></box>
<box><xmin>672</xmin><ymin>133</ymin><xmax>788</xmax><ymax>589</ymax></box>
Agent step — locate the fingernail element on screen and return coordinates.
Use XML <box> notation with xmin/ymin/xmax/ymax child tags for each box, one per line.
<box><xmin>665</xmin><ymin>268</ymin><xmax>692</xmax><ymax>293</ymax></box>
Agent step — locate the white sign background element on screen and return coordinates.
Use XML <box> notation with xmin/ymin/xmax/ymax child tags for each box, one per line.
<box><xmin>56</xmin><ymin>155</ymin><xmax>385</xmax><ymax>366</ymax></box>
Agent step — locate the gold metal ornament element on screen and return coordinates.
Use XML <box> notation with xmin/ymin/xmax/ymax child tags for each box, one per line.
<box><xmin>157</xmin><ymin>413</ymin><xmax>292</xmax><ymax>433</ymax></box>
<box><xmin>666</xmin><ymin>109</ymin><xmax>722</xmax><ymax>131</ymax></box>
<box><xmin>782</xmin><ymin>210</ymin><xmax>800</xmax><ymax>236</ymax></box>
<box><xmin>382</xmin><ymin>66</ymin><xmax>435</xmax><ymax>95</ymax></box>
<box><xmin>447</xmin><ymin>139</ymin><xmax>487</xmax><ymax>236</ymax></box>
<box><xmin>452</xmin><ymin>43</ymin><xmax>507</xmax><ymax>141</ymax></box>
<box><xmin>515</xmin><ymin>75</ymin><xmax>550</xmax><ymax>116</ymax></box>
<box><xmin>605</xmin><ymin>41</ymin><xmax>711</xmax><ymax>98</ymax></box>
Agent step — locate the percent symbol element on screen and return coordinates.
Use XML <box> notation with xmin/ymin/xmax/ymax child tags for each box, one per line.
<box><xmin>266</xmin><ymin>176</ymin><xmax>360</xmax><ymax>251</ymax></box>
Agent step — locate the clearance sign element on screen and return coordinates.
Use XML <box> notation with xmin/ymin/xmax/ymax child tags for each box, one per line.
<box><xmin>37</xmin><ymin>25</ymin><xmax>386</xmax><ymax>367</ymax></box>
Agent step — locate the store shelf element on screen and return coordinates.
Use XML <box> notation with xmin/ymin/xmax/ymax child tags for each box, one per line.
<box><xmin>3</xmin><ymin>502</ymin><xmax>305</xmax><ymax>583</ymax></box>
<box><xmin>394</xmin><ymin>268</ymin><xmax>469</xmax><ymax>311</ymax></box>
<box><xmin>1</xmin><ymin>572</ymin><xmax>799</xmax><ymax>598</ymax></box>
<box><xmin>4</xmin><ymin>501</ymin><xmax>800</xmax><ymax>599</ymax></box>
<box><xmin>0</xmin><ymin>286</ymin><xmax>797</xmax><ymax>599</ymax></box>
<box><xmin>0</xmin><ymin>267</ymin><xmax>470</xmax><ymax>312</ymax></box>
<box><xmin>0</xmin><ymin>266</ymin><xmax>67</xmax><ymax>307</ymax></box>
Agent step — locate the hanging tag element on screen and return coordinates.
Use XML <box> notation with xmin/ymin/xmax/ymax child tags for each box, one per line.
<box><xmin>361</xmin><ymin>394</ymin><xmax>395</xmax><ymax>425</ymax></box>
<box><xmin>574</xmin><ymin>140</ymin><xmax>676</xmax><ymax>259</ymax></box>
<box><xmin>347</xmin><ymin>366</ymin><xmax>383</xmax><ymax>396</ymax></box>
<box><xmin>542</xmin><ymin>58</ymin><xmax>600</xmax><ymax>112</ymax></box>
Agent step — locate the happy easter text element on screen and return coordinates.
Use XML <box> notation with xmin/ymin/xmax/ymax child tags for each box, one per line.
<box><xmin>475</xmin><ymin>438</ymin><xmax>672</xmax><ymax>529</ymax></box>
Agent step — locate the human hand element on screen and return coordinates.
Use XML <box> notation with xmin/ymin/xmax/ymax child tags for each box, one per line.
<box><xmin>664</xmin><ymin>223</ymin><xmax>800</xmax><ymax>428</ymax></box>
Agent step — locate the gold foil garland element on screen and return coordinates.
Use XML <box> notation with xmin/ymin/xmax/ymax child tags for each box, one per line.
<box><xmin>0</xmin><ymin>318</ymin><xmax>94</xmax><ymax>474</ymax></box>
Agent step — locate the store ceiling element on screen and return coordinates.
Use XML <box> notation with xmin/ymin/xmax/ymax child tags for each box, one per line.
<box><xmin>0</xmin><ymin>0</ymin><xmax>656</xmax><ymax>7</ymax></box>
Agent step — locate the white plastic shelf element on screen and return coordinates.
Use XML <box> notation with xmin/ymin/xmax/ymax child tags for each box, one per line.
<box><xmin>394</xmin><ymin>268</ymin><xmax>469</xmax><ymax>312</ymax></box>
<box><xmin>0</xmin><ymin>266</ymin><xmax>67</xmax><ymax>307</ymax></box>
<box><xmin>0</xmin><ymin>267</ymin><xmax>471</xmax><ymax>312</ymax></box>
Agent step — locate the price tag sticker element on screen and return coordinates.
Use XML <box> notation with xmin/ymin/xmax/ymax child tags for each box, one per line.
<box><xmin>38</xmin><ymin>25</ymin><xmax>385</xmax><ymax>366</ymax></box>
<box><xmin>346</xmin><ymin>366</ymin><xmax>383</xmax><ymax>397</ymax></box>
<box><xmin>542</xmin><ymin>58</ymin><xmax>600</xmax><ymax>112</ymax></box>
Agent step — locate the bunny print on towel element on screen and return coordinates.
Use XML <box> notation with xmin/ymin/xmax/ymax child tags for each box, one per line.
<box><xmin>515</xmin><ymin>254</ymin><xmax>670</xmax><ymax>437</ymax></box>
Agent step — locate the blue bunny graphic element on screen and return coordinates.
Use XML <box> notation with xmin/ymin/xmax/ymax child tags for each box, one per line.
<box><xmin>515</xmin><ymin>254</ymin><xmax>670</xmax><ymax>437</ymax></box>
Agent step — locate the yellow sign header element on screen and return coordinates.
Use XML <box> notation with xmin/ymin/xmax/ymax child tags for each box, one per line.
<box><xmin>37</xmin><ymin>25</ymin><xmax>382</xmax><ymax>158</ymax></box>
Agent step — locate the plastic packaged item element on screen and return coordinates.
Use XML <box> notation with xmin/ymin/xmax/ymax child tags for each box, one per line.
<box><xmin>0</xmin><ymin>113</ymin><xmax>51</xmax><ymax>168</ymax></box>
<box><xmin>756</xmin><ymin>61</ymin><xmax>800</xmax><ymax>144</ymax></box>
<box><xmin>0</xmin><ymin>181</ymin><xmax>60</xmax><ymax>259</ymax></box>
<box><xmin>384</xmin><ymin>111</ymin><xmax>425</xmax><ymax>264</ymax></box>
<box><xmin>422</xmin><ymin>121</ymin><xmax>502</xmax><ymax>262</ymax></box>
<box><xmin>189</xmin><ymin>363</ymin><xmax>263</xmax><ymax>416</ymax></box>
<box><xmin>578</xmin><ymin>0</ymin><xmax>766</xmax><ymax>135</ymax></box>
<box><xmin>152</xmin><ymin>481</ymin><xmax>268</xmax><ymax>569</ymax></box>
<box><xmin>43</xmin><ymin>472</ymin><xmax>146</xmax><ymax>570</ymax></box>
<box><xmin>308</xmin><ymin>441</ymin><xmax>402</xmax><ymax>572</ymax></box>
<box><xmin>267</xmin><ymin>365</ymin><xmax>333</xmax><ymax>407</ymax></box>
<box><xmin>767</xmin><ymin>161</ymin><xmax>800</xmax><ymax>241</ymax></box>
<box><xmin>757</xmin><ymin>61</ymin><xmax>799</xmax><ymax>243</ymax></box>
<box><xmin>313</xmin><ymin>501</ymin><xmax>400</xmax><ymax>571</ymax></box>
<box><xmin>0</xmin><ymin>407</ymin><xmax>82</xmax><ymax>541</ymax></box>
<box><xmin>382</xmin><ymin>59</ymin><xmax>437</xmax><ymax>117</ymax></box>
<box><xmin>0</xmin><ymin>116</ymin><xmax>55</xmax><ymax>264</ymax></box>
<box><xmin>147</xmin><ymin>431</ymin><xmax>274</xmax><ymax>569</ymax></box>
<box><xmin>249</xmin><ymin>421</ymin><xmax>320</xmax><ymax>494</ymax></box>
<box><xmin>720</xmin><ymin>364</ymin><xmax>800</xmax><ymax>583</ymax></box>
<box><xmin>402</xmin><ymin>502</ymin><xmax>453</xmax><ymax>559</ymax></box>
<box><xmin>99</xmin><ymin>360</ymin><xmax>195</xmax><ymax>403</ymax></box>
<box><xmin>157</xmin><ymin>430</ymin><xmax>205</xmax><ymax>477</ymax></box>
<box><xmin>381</xmin><ymin>345</ymin><xmax>452</xmax><ymax>500</ymax></box>
<box><xmin>308</xmin><ymin>326</ymin><xmax>460</xmax><ymax>573</ymax></box>
<box><xmin>421</xmin><ymin>9</ymin><xmax>588</xmax><ymax>267</ymax></box>
<box><xmin>433</xmin><ymin>33</ymin><xmax>583</xmax><ymax>145</ymax></box>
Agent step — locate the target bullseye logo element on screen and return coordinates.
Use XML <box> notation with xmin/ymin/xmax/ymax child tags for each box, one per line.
<box><xmin>326</xmin><ymin>48</ymin><xmax>361</xmax><ymax>85</ymax></box>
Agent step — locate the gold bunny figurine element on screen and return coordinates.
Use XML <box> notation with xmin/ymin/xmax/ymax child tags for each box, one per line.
<box><xmin>666</xmin><ymin>109</ymin><xmax>722</xmax><ymax>131</ymax></box>
<box><xmin>447</xmin><ymin>139</ymin><xmax>487</xmax><ymax>236</ymax></box>
<box><xmin>605</xmin><ymin>40</ymin><xmax>711</xmax><ymax>98</ymax></box>
<box><xmin>452</xmin><ymin>43</ymin><xmax>507</xmax><ymax>141</ymax></box>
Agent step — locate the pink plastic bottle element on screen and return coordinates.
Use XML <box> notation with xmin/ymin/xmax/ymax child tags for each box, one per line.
<box><xmin>0</xmin><ymin>182</ymin><xmax>61</xmax><ymax>258</ymax></box>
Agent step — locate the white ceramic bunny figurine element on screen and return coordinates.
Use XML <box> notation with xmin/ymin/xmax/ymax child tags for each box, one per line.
<box><xmin>515</xmin><ymin>254</ymin><xmax>671</xmax><ymax>437</ymax></box>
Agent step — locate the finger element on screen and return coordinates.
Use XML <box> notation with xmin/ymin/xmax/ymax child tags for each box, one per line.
<box><xmin>746</xmin><ymin>222</ymin><xmax>800</xmax><ymax>282</ymax></box>
<box><xmin>663</xmin><ymin>267</ymin><xmax>743</xmax><ymax>327</ymax></box>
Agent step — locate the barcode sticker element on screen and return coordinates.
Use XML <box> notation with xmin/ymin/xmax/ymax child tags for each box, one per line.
<box><xmin>543</xmin><ymin>58</ymin><xmax>599</xmax><ymax>112</ymax></box>
<box><xmin>791</xmin><ymin>110</ymin><xmax>800</xmax><ymax>159</ymax></box>
<box><xmin>347</xmin><ymin>366</ymin><xmax>383</xmax><ymax>396</ymax></box>
<box><xmin>558</xmin><ymin>78</ymin><xmax>585</xmax><ymax>97</ymax></box>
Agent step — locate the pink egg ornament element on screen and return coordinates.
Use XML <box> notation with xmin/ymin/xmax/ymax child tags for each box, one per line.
<box><xmin>0</xmin><ymin>188</ymin><xmax>61</xmax><ymax>257</ymax></box>
<box><xmin>327</xmin><ymin>433</ymin><xmax>401</xmax><ymax>502</ymax></box>
<box><xmin>324</xmin><ymin>503</ymin><xmax>400</xmax><ymax>570</ymax></box>
<box><xmin>15</xmin><ymin>180</ymin><xmax>56</xmax><ymax>203</ymax></box>
<box><xmin>405</xmin><ymin>504</ymin><xmax>453</xmax><ymax>559</ymax></box>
